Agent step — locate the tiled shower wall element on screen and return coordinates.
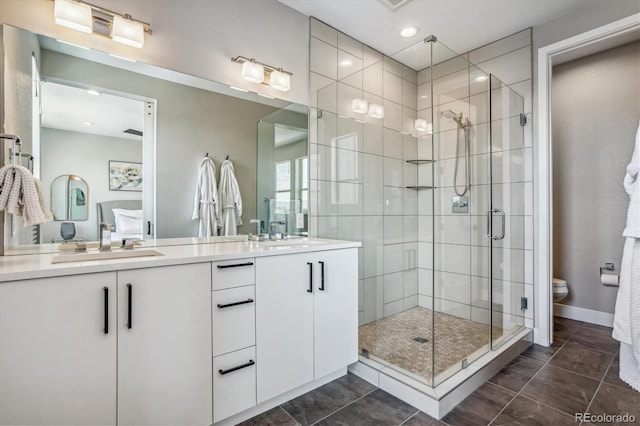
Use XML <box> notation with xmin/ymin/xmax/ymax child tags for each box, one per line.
<box><xmin>308</xmin><ymin>19</ymin><xmax>533</xmax><ymax>328</ymax></box>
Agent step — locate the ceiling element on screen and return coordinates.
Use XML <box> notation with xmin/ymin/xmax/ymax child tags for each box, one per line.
<box><xmin>41</xmin><ymin>81</ymin><xmax>144</xmax><ymax>141</ymax></box>
<box><xmin>278</xmin><ymin>0</ymin><xmax>604</xmax><ymax>59</ymax></box>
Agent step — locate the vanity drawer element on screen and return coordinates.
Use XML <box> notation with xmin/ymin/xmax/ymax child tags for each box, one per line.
<box><xmin>212</xmin><ymin>285</ymin><xmax>255</xmax><ymax>356</ymax></box>
<box><xmin>212</xmin><ymin>259</ymin><xmax>255</xmax><ymax>290</ymax></box>
<box><xmin>213</xmin><ymin>346</ymin><xmax>256</xmax><ymax>423</ymax></box>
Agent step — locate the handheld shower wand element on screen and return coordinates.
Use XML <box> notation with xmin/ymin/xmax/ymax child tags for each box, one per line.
<box><xmin>440</xmin><ymin>110</ymin><xmax>470</xmax><ymax>196</ymax></box>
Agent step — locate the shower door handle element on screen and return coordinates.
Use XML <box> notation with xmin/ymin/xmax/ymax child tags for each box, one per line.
<box><xmin>486</xmin><ymin>209</ymin><xmax>506</xmax><ymax>240</ymax></box>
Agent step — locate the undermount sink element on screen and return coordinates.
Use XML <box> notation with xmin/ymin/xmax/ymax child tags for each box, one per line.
<box><xmin>51</xmin><ymin>249</ymin><xmax>164</xmax><ymax>264</ymax></box>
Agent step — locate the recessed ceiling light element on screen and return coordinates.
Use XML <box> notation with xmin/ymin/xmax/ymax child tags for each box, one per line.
<box><xmin>400</xmin><ymin>27</ymin><xmax>419</xmax><ymax>38</ymax></box>
<box><xmin>339</xmin><ymin>59</ymin><xmax>353</xmax><ymax>67</ymax></box>
<box><xmin>475</xmin><ymin>75</ymin><xmax>489</xmax><ymax>82</ymax></box>
<box><xmin>83</xmin><ymin>121</ymin><xmax>94</xmax><ymax>126</ymax></box>
<box><xmin>87</xmin><ymin>89</ymin><xmax>100</xmax><ymax>96</ymax></box>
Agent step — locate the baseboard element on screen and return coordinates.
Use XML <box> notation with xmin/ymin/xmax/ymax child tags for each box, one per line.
<box><xmin>554</xmin><ymin>303</ymin><xmax>614</xmax><ymax>327</ymax></box>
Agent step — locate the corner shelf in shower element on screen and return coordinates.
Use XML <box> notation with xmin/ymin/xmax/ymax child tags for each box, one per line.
<box><xmin>406</xmin><ymin>186</ymin><xmax>435</xmax><ymax>190</ymax></box>
<box><xmin>405</xmin><ymin>159</ymin><xmax>434</xmax><ymax>165</ymax></box>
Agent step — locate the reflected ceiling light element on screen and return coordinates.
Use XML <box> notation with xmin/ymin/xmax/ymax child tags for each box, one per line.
<box><xmin>368</xmin><ymin>103</ymin><xmax>384</xmax><ymax>119</ymax></box>
<box><xmin>55</xmin><ymin>0</ymin><xmax>92</xmax><ymax>33</ymax></box>
<box><xmin>339</xmin><ymin>59</ymin><xmax>353</xmax><ymax>67</ymax></box>
<box><xmin>232</xmin><ymin>56</ymin><xmax>293</xmax><ymax>92</ymax></box>
<box><xmin>53</xmin><ymin>0</ymin><xmax>152</xmax><ymax>48</ymax></box>
<box><xmin>108</xmin><ymin>53</ymin><xmax>137</xmax><ymax>62</ymax></box>
<box><xmin>400</xmin><ymin>26</ymin><xmax>419</xmax><ymax>38</ymax></box>
<box><xmin>414</xmin><ymin>119</ymin><xmax>428</xmax><ymax>131</ymax></box>
<box><xmin>475</xmin><ymin>75</ymin><xmax>489</xmax><ymax>82</ymax></box>
<box><xmin>56</xmin><ymin>39</ymin><xmax>89</xmax><ymax>50</ymax></box>
<box><xmin>87</xmin><ymin>89</ymin><xmax>100</xmax><ymax>96</ymax></box>
<box><xmin>82</xmin><ymin>121</ymin><xmax>95</xmax><ymax>126</ymax></box>
<box><xmin>229</xmin><ymin>86</ymin><xmax>249</xmax><ymax>93</ymax></box>
<box><xmin>351</xmin><ymin>98</ymin><xmax>369</xmax><ymax>114</ymax></box>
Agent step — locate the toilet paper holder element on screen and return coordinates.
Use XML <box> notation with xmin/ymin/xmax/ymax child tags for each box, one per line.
<box><xmin>600</xmin><ymin>262</ymin><xmax>619</xmax><ymax>286</ymax></box>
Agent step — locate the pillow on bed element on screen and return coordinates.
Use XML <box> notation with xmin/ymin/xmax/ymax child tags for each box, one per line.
<box><xmin>112</xmin><ymin>208</ymin><xmax>143</xmax><ymax>235</ymax></box>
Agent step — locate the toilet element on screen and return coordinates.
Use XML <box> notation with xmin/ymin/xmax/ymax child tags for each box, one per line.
<box><xmin>553</xmin><ymin>278</ymin><xmax>569</xmax><ymax>302</ymax></box>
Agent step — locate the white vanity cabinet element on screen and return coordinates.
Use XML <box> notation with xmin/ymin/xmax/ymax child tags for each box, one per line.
<box><xmin>255</xmin><ymin>248</ymin><xmax>358</xmax><ymax>404</ymax></box>
<box><xmin>0</xmin><ymin>263</ymin><xmax>212</xmax><ymax>426</ymax></box>
<box><xmin>117</xmin><ymin>263</ymin><xmax>212</xmax><ymax>426</ymax></box>
<box><xmin>0</xmin><ymin>272</ymin><xmax>118</xmax><ymax>425</ymax></box>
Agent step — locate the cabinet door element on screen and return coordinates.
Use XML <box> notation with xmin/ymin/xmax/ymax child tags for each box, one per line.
<box><xmin>314</xmin><ymin>248</ymin><xmax>359</xmax><ymax>378</ymax></box>
<box><xmin>256</xmin><ymin>253</ymin><xmax>314</xmax><ymax>403</ymax></box>
<box><xmin>0</xmin><ymin>273</ymin><xmax>117</xmax><ymax>425</ymax></box>
<box><xmin>117</xmin><ymin>263</ymin><xmax>212</xmax><ymax>426</ymax></box>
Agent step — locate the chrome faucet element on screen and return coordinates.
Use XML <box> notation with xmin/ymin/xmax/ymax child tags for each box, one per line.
<box><xmin>249</xmin><ymin>219</ymin><xmax>262</xmax><ymax>235</ymax></box>
<box><xmin>99</xmin><ymin>223</ymin><xmax>115</xmax><ymax>252</ymax></box>
<box><xmin>268</xmin><ymin>220</ymin><xmax>285</xmax><ymax>240</ymax></box>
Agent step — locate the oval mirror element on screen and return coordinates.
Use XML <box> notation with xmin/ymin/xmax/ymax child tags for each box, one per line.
<box><xmin>51</xmin><ymin>174</ymin><xmax>89</xmax><ymax>221</ymax></box>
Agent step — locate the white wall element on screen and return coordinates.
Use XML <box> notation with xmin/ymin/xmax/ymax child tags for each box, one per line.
<box><xmin>40</xmin><ymin>127</ymin><xmax>142</xmax><ymax>242</ymax></box>
<box><xmin>552</xmin><ymin>41</ymin><xmax>640</xmax><ymax>314</ymax></box>
<box><xmin>0</xmin><ymin>0</ymin><xmax>309</xmax><ymax>105</ymax></box>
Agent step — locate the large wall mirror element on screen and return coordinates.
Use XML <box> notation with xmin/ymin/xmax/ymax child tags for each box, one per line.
<box><xmin>1</xmin><ymin>25</ymin><xmax>308</xmax><ymax>254</ymax></box>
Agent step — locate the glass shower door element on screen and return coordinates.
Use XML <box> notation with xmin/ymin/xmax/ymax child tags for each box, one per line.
<box><xmin>488</xmin><ymin>75</ymin><xmax>526</xmax><ymax>348</ymax></box>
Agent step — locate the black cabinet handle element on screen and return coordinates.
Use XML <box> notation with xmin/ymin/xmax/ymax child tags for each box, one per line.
<box><xmin>218</xmin><ymin>360</ymin><xmax>255</xmax><ymax>375</ymax></box>
<box><xmin>307</xmin><ymin>262</ymin><xmax>313</xmax><ymax>293</ymax></box>
<box><xmin>147</xmin><ymin>221</ymin><xmax>151</xmax><ymax>235</ymax></box>
<box><xmin>319</xmin><ymin>261</ymin><xmax>325</xmax><ymax>291</ymax></box>
<box><xmin>127</xmin><ymin>284</ymin><xmax>133</xmax><ymax>329</ymax></box>
<box><xmin>103</xmin><ymin>287</ymin><xmax>109</xmax><ymax>334</ymax></box>
<box><xmin>217</xmin><ymin>262</ymin><xmax>254</xmax><ymax>269</ymax></box>
<box><xmin>217</xmin><ymin>298</ymin><xmax>254</xmax><ymax>309</ymax></box>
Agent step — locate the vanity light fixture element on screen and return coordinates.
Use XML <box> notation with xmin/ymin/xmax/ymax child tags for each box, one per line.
<box><xmin>54</xmin><ymin>0</ymin><xmax>92</xmax><ymax>33</ymax></box>
<box><xmin>351</xmin><ymin>98</ymin><xmax>369</xmax><ymax>114</ymax></box>
<box><xmin>52</xmin><ymin>0</ymin><xmax>152</xmax><ymax>48</ymax></box>
<box><xmin>368</xmin><ymin>103</ymin><xmax>384</xmax><ymax>119</ymax></box>
<box><xmin>231</xmin><ymin>56</ymin><xmax>293</xmax><ymax>92</ymax></box>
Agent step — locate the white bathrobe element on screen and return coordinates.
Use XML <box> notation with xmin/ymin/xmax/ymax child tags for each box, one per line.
<box><xmin>613</xmin><ymin>120</ymin><xmax>640</xmax><ymax>391</ymax></box>
<box><xmin>218</xmin><ymin>159</ymin><xmax>242</xmax><ymax>236</ymax></box>
<box><xmin>192</xmin><ymin>157</ymin><xmax>220</xmax><ymax>237</ymax></box>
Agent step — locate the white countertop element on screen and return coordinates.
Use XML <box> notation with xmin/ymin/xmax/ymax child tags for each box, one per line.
<box><xmin>0</xmin><ymin>238</ymin><xmax>360</xmax><ymax>282</ymax></box>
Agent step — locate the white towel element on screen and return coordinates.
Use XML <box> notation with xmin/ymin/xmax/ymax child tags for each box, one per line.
<box><xmin>613</xmin><ymin>120</ymin><xmax>640</xmax><ymax>392</ymax></box>
<box><xmin>0</xmin><ymin>164</ymin><xmax>51</xmax><ymax>226</ymax></box>
<box><xmin>192</xmin><ymin>157</ymin><xmax>220</xmax><ymax>237</ymax></box>
<box><xmin>218</xmin><ymin>159</ymin><xmax>243</xmax><ymax>236</ymax></box>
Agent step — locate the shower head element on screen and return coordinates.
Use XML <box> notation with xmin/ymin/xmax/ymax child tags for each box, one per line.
<box><xmin>441</xmin><ymin>110</ymin><xmax>459</xmax><ymax>120</ymax></box>
<box><xmin>441</xmin><ymin>110</ymin><xmax>466</xmax><ymax>127</ymax></box>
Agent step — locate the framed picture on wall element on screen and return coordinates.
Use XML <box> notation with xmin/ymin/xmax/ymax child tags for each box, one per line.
<box><xmin>109</xmin><ymin>161</ymin><xmax>142</xmax><ymax>191</ymax></box>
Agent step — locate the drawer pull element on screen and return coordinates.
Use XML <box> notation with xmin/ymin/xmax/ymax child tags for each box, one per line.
<box><xmin>127</xmin><ymin>283</ymin><xmax>133</xmax><ymax>329</ymax></box>
<box><xmin>217</xmin><ymin>298</ymin><xmax>254</xmax><ymax>309</ymax></box>
<box><xmin>217</xmin><ymin>262</ymin><xmax>254</xmax><ymax>269</ymax></box>
<box><xmin>103</xmin><ymin>287</ymin><xmax>109</xmax><ymax>334</ymax></box>
<box><xmin>218</xmin><ymin>359</ymin><xmax>255</xmax><ymax>375</ymax></box>
<box><xmin>319</xmin><ymin>261</ymin><xmax>325</xmax><ymax>291</ymax></box>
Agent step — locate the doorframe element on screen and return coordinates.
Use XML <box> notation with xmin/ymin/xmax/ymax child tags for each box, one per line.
<box><xmin>535</xmin><ymin>13</ymin><xmax>640</xmax><ymax>346</ymax></box>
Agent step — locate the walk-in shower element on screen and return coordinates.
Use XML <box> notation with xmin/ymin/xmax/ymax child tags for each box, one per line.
<box><xmin>310</xmin><ymin>19</ymin><xmax>529</xmax><ymax>399</ymax></box>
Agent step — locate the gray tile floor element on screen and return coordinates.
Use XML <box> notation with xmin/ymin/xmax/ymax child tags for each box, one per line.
<box><xmin>240</xmin><ymin>317</ymin><xmax>640</xmax><ymax>425</ymax></box>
